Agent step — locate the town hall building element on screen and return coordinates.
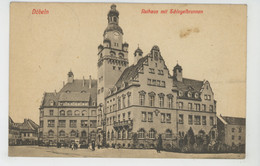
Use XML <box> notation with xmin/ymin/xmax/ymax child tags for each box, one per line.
<box><xmin>39</xmin><ymin>4</ymin><xmax>217</xmax><ymax>148</ymax></box>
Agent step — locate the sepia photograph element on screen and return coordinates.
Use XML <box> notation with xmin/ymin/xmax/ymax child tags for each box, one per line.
<box><xmin>8</xmin><ymin>2</ymin><xmax>246</xmax><ymax>158</ymax></box>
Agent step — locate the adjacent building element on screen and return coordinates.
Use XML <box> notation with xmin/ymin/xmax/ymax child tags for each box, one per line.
<box><xmin>9</xmin><ymin>117</ymin><xmax>39</xmax><ymax>145</ymax></box>
<box><xmin>39</xmin><ymin>74</ymin><xmax>98</xmax><ymax>146</ymax></box>
<box><xmin>217</xmin><ymin>115</ymin><xmax>246</xmax><ymax>146</ymax></box>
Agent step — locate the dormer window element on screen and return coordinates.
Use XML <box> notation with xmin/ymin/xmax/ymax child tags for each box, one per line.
<box><xmin>50</xmin><ymin>100</ymin><xmax>54</xmax><ymax>106</ymax></box>
<box><xmin>81</xmin><ymin>90</ymin><xmax>86</xmax><ymax>93</ymax></box>
<box><xmin>66</xmin><ymin>90</ymin><xmax>70</xmax><ymax>93</ymax></box>
<box><xmin>187</xmin><ymin>91</ymin><xmax>192</xmax><ymax>98</ymax></box>
<box><xmin>179</xmin><ymin>91</ymin><xmax>183</xmax><ymax>97</ymax></box>
<box><xmin>195</xmin><ymin>93</ymin><xmax>199</xmax><ymax>99</ymax></box>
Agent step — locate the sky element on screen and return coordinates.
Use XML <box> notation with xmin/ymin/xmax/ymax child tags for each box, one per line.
<box><xmin>9</xmin><ymin>3</ymin><xmax>246</xmax><ymax>123</ymax></box>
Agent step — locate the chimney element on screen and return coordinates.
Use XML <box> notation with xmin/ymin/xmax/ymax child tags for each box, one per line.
<box><xmin>67</xmin><ymin>70</ymin><xmax>74</xmax><ymax>83</ymax></box>
<box><xmin>83</xmin><ymin>76</ymin><xmax>85</xmax><ymax>87</ymax></box>
<box><xmin>89</xmin><ymin>75</ymin><xmax>92</xmax><ymax>89</ymax></box>
<box><xmin>63</xmin><ymin>81</ymin><xmax>65</xmax><ymax>86</ymax></box>
<box><xmin>54</xmin><ymin>90</ymin><xmax>57</xmax><ymax>96</ymax></box>
<box><xmin>173</xmin><ymin>63</ymin><xmax>183</xmax><ymax>82</ymax></box>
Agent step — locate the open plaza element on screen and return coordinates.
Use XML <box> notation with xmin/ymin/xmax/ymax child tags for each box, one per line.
<box><xmin>8</xmin><ymin>146</ymin><xmax>245</xmax><ymax>158</ymax></box>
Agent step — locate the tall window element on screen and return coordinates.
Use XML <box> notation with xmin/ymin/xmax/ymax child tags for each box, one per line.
<box><xmin>194</xmin><ymin>116</ymin><xmax>201</xmax><ymax>125</ymax></box>
<box><xmin>202</xmin><ymin>104</ymin><xmax>206</xmax><ymax>111</ymax></box>
<box><xmin>118</xmin><ymin>114</ymin><xmax>120</xmax><ymax>122</ymax></box>
<box><xmin>70</xmin><ymin>120</ymin><xmax>77</xmax><ymax>128</ymax></box>
<box><xmin>159</xmin><ymin>96</ymin><xmax>164</xmax><ymax>108</ymax></box>
<box><xmin>166</xmin><ymin>113</ymin><xmax>171</xmax><ymax>123</ymax></box>
<box><xmin>49</xmin><ymin>110</ymin><xmax>54</xmax><ymax>116</ymax></box>
<box><xmin>179</xmin><ymin>114</ymin><xmax>184</xmax><ymax>124</ymax></box>
<box><xmin>165</xmin><ymin>129</ymin><xmax>172</xmax><ymax>139</ymax></box>
<box><xmin>139</xmin><ymin>94</ymin><xmax>145</xmax><ymax>106</ymax></box>
<box><xmin>122</xmin><ymin>95</ymin><xmax>126</xmax><ymax>108</ymax></box>
<box><xmin>40</xmin><ymin>120</ymin><xmax>43</xmax><ymax>128</ymax></box>
<box><xmin>138</xmin><ymin>129</ymin><xmax>145</xmax><ymax>139</ymax></box>
<box><xmin>195</xmin><ymin>104</ymin><xmax>200</xmax><ymax>111</ymax></box>
<box><xmin>209</xmin><ymin>105</ymin><xmax>213</xmax><ymax>112</ymax></box>
<box><xmin>111</xmin><ymin>130</ymin><xmax>114</xmax><ymax>140</ymax></box>
<box><xmin>202</xmin><ymin>116</ymin><xmax>206</xmax><ymax>125</ymax></box>
<box><xmin>118</xmin><ymin>97</ymin><xmax>121</xmax><ymax>110</ymax></box>
<box><xmin>161</xmin><ymin>113</ymin><xmax>166</xmax><ymax>123</ymax></box>
<box><xmin>167</xmin><ymin>95</ymin><xmax>173</xmax><ymax>108</ymax></box>
<box><xmin>149</xmin><ymin>95</ymin><xmax>155</xmax><ymax>107</ymax></box>
<box><xmin>122</xmin><ymin>113</ymin><xmax>126</xmax><ymax>121</ymax></box>
<box><xmin>178</xmin><ymin>102</ymin><xmax>183</xmax><ymax>109</ymax></box>
<box><xmin>188</xmin><ymin>103</ymin><xmax>192</xmax><ymax>110</ymax></box>
<box><xmin>139</xmin><ymin>91</ymin><xmax>146</xmax><ymax>106</ymax></box>
<box><xmin>118</xmin><ymin>131</ymin><xmax>121</xmax><ymax>139</ymax></box>
<box><xmin>122</xmin><ymin>130</ymin><xmax>126</xmax><ymax>139</ymax></box>
<box><xmin>127</xmin><ymin>94</ymin><xmax>131</xmax><ymax>107</ymax></box>
<box><xmin>128</xmin><ymin>112</ymin><xmax>131</xmax><ymax>120</ymax></box>
<box><xmin>142</xmin><ymin>112</ymin><xmax>147</xmax><ymax>122</ymax></box>
<box><xmin>81</xmin><ymin>131</ymin><xmax>87</xmax><ymax>137</ymax></box>
<box><xmin>48</xmin><ymin>120</ymin><xmax>55</xmax><ymax>127</ymax></box>
<box><xmin>58</xmin><ymin>120</ymin><xmax>66</xmax><ymax>127</ymax></box>
<box><xmin>60</xmin><ymin>110</ymin><xmax>65</xmax><ymax>116</ymax></box>
<box><xmin>188</xmin><ymin>115</ymin><xmax>193</xmax><ymax>125</ymax></box>
<box><xmin>210</xmin><ymin>117</ymin><xmax>214</xmax><ymax>126</ymax></box>
<box><xmin>107</xmin><ymin>131</ymin><xmax>110</xmax><ymax>140</ymax></box>
<box><xmin>148</xmin><ymin>112</ymin><xmax>153</xmax><ymax>122</ymax></box>
<box><xmin>148</xmin><ymin>129</ymin><xmax>156</xmax><ymax>139</ymax></box>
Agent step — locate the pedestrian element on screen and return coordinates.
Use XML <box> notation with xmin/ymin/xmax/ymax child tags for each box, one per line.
<box><xmin>92</xmin><ymin>141</ymin><xmax>95</xmax><ymax>151</ymax></box>
<box><xmin>156</xmin><ymin>134</ymin><xmax>163</xmax><ymax>153</ymax></box>
<box><xmin>71</xmin><ymin>143</ymin><xmax>74</xmax><ymax>150</ymax></box>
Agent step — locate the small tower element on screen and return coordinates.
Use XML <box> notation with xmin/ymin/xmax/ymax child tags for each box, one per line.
<box><xmin>122</xmin><ymin>42</ymin><xmax>129</xmax><ymax>52</ymax></box>
<box><xmin>67</xmin><ymin>70</ymin><xmax>74</xmax><ymax>83</ymax></box>
<box><xmin>134</xmin><ymin>46</ymin><xmax>143</xmax><ymax>65</ymax></box>
<box><xmin>173</xmin><ymin>63</ymin><xmax>183</xmax><ymax>82</ymax></box>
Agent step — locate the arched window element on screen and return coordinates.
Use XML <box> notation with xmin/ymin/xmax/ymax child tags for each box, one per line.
<box><xmin>59</xmin><ymin>130</ymin><xmax>65</xmax><ymax>137</ymax></box>
<box><xmin>138</xmin><ymin>128</ymin><xmax>145</xmax><ymax>139</ymax></box>
<box><xmin>148</xmin><ymin>129</ymin><xmax>156</xmax><ymax>139</ymax></box>
<box><xmin>67</xmin><ymin>110</ymin><xmax>72</xmax><ymax>116</ymax></box>
<box><xmin>82</xmin><ymin>110</ymin><xmax>87</xmax><ymax>116</ymax></box>
<box><xmin>70</xmin><ymin>130</ymin><xmax>76</xmax><ymax>137</ymax></box>
<box><xmin>118</xmin><ymin>131</ymin><xmax>121</xmax><ymax>139</ymax></box>
<box><xmin>107</xmin><ymin>131</ymin><xmax>110</xmax><ymax>140</ymax></box>
<box><xmin>60</xmin><ymin>110</ymin><xmax>65</xmax><ymax>116</ymax></box>
<box><xmin>74</xmin><ymin>110</ymin><xmax>80</xmax><ymax>116</ymax></box>
<box><xmin>148</xmin><ymin>92</ymin><xmax>156</xmax><ymax>107</ymax></box>
<box><xmin>48</xmin><ymin>130</ymin><xmax>54</xmax><ymax>137</ymax></box>
<box><xmin>165</xmin><ymin>129</ymin><xmax>172</xmax><ymax>139</ymax></box>
<box><xmin>111</xmin><ymin>130</ymin><xmax>114</xmax><ymax>140</ymax></box>
<box><xmin>122</xmin><ymin>130</ymin><xmax>126</xmax><ymax>139</ymax></box>
<box><xmin>81</xmin><ymin>131</ymin><xmax>87</xmax><ymax>137</ymax></box>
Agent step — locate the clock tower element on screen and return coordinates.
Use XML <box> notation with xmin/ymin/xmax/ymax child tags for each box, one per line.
<box><xmin>97</xmin><ymin>4</ymin><xmax>129</xmax><ymax>127</ymax></box>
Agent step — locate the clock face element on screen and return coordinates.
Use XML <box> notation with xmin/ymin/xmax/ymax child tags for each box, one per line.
<box><xmin>113</xmin><ymin>32</ymin><xmax>120</xmax><ymax>39</ymax></box>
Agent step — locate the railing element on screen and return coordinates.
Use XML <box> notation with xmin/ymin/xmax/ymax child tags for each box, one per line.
<box><xmin>113</xmin><ymin>120</ymin><xmax>133</xmax><ymax>130</ymax></box>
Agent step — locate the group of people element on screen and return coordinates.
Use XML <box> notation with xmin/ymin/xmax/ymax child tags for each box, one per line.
<box><xmin>70</xmin><ymin>140</ymin><xmax>96</xmax><ymax>151</ymax></box>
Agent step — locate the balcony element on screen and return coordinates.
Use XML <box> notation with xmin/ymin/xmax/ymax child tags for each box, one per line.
<box><xmin>113</xmin><ymin>120</ymin><xmax>133</xmax><ymax>130</ymax></box>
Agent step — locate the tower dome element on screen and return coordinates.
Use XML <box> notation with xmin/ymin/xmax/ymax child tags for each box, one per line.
<box><xmin>107</xmin><ymin>4</ymin><xmax>119</xmax><ymax>17</ymax></box>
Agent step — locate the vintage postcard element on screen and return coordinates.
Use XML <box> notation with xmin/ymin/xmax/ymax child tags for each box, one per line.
<box><xmin>9</xmin><ymin>2</ymin><xmax>246</xmax><ymax>158</ymax></box>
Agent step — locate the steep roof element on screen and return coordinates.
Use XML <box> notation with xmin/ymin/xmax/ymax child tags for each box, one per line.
<box><xmin>9</xmin><ymin>118</ymin><xmax>39</xmax><ymax>132</ymax></box>
<box><xmin>41</xmin><ymin>79</ymin><xmax>97</xmax><ymax>107</ymax></box>
<box><xmin>221</xmin><ymin>116</ymin><xmax>246</xmax><ymax>126</ymax></box>
<box><xmin>173</xmin><ymin>78</ymin><xmax>204</xmax><ymax>92</ymax></box>
<box><xmin>114</xmin><ymin>55</ymin><xmax>148</xmax><ymax>89</ymax></box>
